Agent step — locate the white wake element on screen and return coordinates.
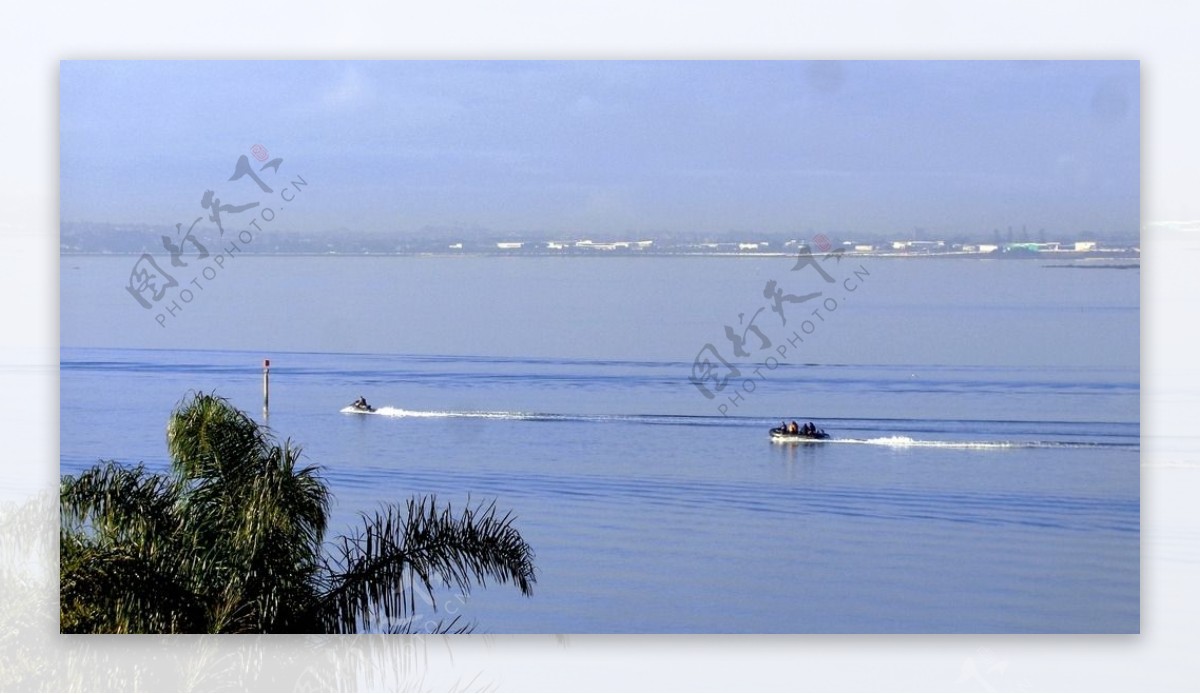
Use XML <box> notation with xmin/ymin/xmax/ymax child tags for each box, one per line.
<box><xmin>340</xmin><ymin>406</ymin><xmax>539</xmax><ymax>420</ymax></box>
<box><xmin>338</xmin><ymin>408</ymin><xmax>1115</xmax><ymax>449</ymax></box>
<box><xmin>847</xmin><ymin>436</ymin><xmax>1018</xmax><ymax>449</ymax></box>
<box><xmin>833</xmin><ymin>436</ymin><xmax>1103</xmax><ymax>450</ymax></box>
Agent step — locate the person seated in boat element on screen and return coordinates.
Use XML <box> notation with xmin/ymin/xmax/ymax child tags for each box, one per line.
<box><xmin>789</xmin><ymin>421</ymin><xmax>800</xmax><ymax>435</ymax></box>
<box><xmin>805</xmin><ymin>422</ymin><xmax>816</xmax><ymax>436</ymax></box>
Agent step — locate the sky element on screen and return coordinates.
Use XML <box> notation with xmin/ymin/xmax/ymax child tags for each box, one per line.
<box><xmin>59</xmin><ymin>60</ymin><xmax>1139</xmax><ymax>239</ymax></box>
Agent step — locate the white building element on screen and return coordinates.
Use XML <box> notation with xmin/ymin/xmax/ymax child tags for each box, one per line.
<box><xmin>893</xmin><ymin>240</ymin><xmax>945</xmax><ymax>252</ymax></box>
<box><xmin>575</xmin><ymin>239</ymin><xmax>654</xmax><ymax>251</ymax></box>
<box><xmin>1075</xmin><ymin>241</ymin><xmax>1098</xmax><ymax>252</ymax></box>
<box><xmin>496</xmin><ymin>242</ymin><xmax>524</xmax><ymax>250</ymax></box>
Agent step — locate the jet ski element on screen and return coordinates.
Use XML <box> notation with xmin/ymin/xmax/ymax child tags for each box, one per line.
<box><xmin>770</xmin><ymin>425</ymin><xmax>830</xmax><ymax>442</ymax></box>
<box><xmin>345</xmin><ymin>399</ymin><xmax>376</xmax><ymax>413</ymax></box>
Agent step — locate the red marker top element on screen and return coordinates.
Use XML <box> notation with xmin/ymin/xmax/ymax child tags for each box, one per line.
<box><xmin>264</xmin><ymin>359</ymin><xmax>270</xmax><ymax>367</ymax></box>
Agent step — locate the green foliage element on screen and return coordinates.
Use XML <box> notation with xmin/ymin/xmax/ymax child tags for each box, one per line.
<box><xmin>60</xmin><ymin>392</ymin><xmax>536</xmax><ymax>634</ymax></box>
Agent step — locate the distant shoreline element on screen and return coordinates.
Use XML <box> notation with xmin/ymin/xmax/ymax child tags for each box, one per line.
<box><xmin>59</xmin><ymin>250</ymin><xmax>1141</xmax><ymax>261</ymax></box>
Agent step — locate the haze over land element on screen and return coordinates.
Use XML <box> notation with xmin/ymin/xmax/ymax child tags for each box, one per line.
<box><xmin>60</xmin><ymin>220</ymin><xmax>1139</xmax><ymax>257</ymax></box>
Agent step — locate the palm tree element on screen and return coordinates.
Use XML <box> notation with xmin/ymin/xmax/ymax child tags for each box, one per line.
<box><xmin>60</xmin><ymin>392</ymin><xmax>536</xmax><ymax>634</ymax></box>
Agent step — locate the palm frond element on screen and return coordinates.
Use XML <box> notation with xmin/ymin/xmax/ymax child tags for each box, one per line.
<box><xmin>234</xmin><ymin>440</ymin><xmax>329</xmax><ymax>553</ymax></box>
<box><xmin>177</xmin><ymin>439</ymin><xmax>330</xmax><ymax>633</ymax></box>
<box><xmin>318</xmin><ymin>496</ymin><xmax>536</xmax><ymax>634</ymax></box>
<box><xmin>60</xmin><ymin>543</ymin><xmax>206</xmax><ymax>633</ymax></box>
<box><xmin>167</xmin><ymin>391</ymin><xmax>271</xmax><ymax>484</ymax></box>
<box><xmin>62</xmin><ymin>393</ymin><xmax>538</xmax><ymax>634</ymax></box>
<box><xmin>60</xmin><ymin>461</ymin><xmax>179</xmax><ymax>547</ymax></box>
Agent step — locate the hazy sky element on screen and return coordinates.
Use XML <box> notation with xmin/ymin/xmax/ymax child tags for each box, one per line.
<box><xmin>60</xmin><ymin>60</ymin><xmax>1138</xmax><ymax>238</ymax></box>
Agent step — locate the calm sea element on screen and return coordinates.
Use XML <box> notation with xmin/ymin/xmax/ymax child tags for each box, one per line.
<box><xmin>61</xmin><ymin>254</ymin><xmax>1139</xmax><ymax>633</ymax></box>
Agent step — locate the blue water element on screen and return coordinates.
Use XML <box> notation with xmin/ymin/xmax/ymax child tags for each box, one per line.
<box><xmin>60</xmin><ymin>256</ymin><xmax>1139</xmax><ymax>633</ymax></box>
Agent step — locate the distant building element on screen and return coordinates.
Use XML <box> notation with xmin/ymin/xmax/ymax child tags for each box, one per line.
<box><xmin>893</xmin><ymin>240</ymin><xmax>945</xmax><ymax>253</ymax></box>
<box><xmin>576</xmin><ymin>239</ymin><xmax>654</xmax><ymax>251</ymax></box>
<box><xmin>448</xmin><ymin>242</ymin><xmax>463</xmax><ymax>250</ymax></box>
<box><xmin>694</xmin><ymin>242</ymin><xmax>739</xmax><ymax>251</ymax></box>
<box><xmin>546</xmin><ymin>241</ymin><xmax>568</xmax><ymax>250</ymax></box>
<box><xmin>1004</xmin><ymin>242</ymin><xmax>1062</xmax><ymax>253</ymax></box>
<box><xmin>1075</xmin><ymin>241</ymin><xmax>1098</xmax><ymax>252</ymax></box>
<box><xmin>496</xmin><ymin>242</ymin><xmax>524</xmax><ymax>250</ymax></box>
<box><xmin>853</xmin><ymin>244</ymin><xmax>875</xmax><ymax>252</ymax></box>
